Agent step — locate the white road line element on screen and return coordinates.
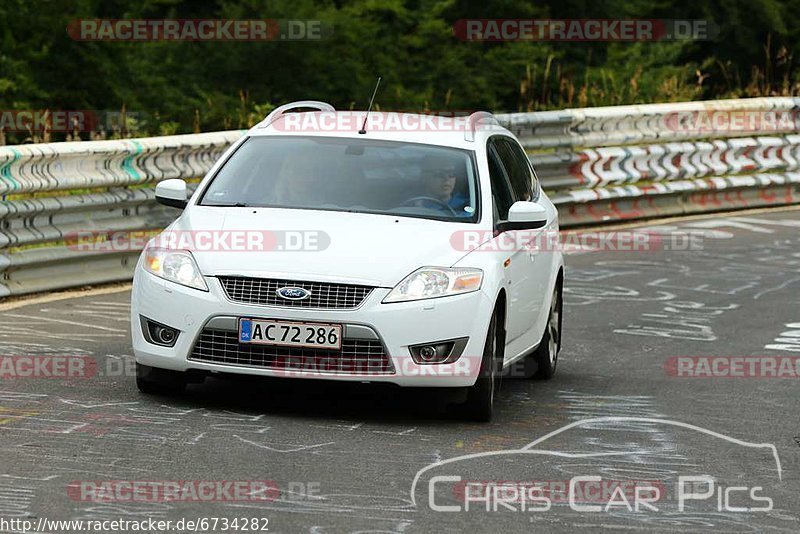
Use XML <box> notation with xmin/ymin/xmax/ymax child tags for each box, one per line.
<box><xmin>0</xmin><ymin>284</ymin><xmax>131</xmax><ymax>312</ymax></box>
<box><xmin>38</xmin><ymin>307</ymin><xmax>129</xmax><ymax>318</ymax></box>
<box><xmin>2</xmin><ymin>313</ymin><xmax>120</xmax><ymax>332</ymax></box>
<box><xmin>0</xmin><ymin>327</ymin><xmax>123</xmax><ymax>338</ymax></box>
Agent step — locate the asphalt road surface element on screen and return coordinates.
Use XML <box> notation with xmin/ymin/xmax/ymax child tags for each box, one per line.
<box><xmin>1</xmin><ymin>208</ymin><xmax>799</xmax><ymax>533</ymax></box>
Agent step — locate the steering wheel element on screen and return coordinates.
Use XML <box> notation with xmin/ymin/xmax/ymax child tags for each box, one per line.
<box><xmin>401</xmin><ymin>196</ymin><xmax>457</xmax><ymax>215</ymax></box>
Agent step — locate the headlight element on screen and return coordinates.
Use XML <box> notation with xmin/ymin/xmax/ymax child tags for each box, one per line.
<box><xmin>383</xmin><ymin>267</ymin><xmax>483</xmax><ymax>303</ymax></box>
<box><xmin>143</xmin><ymin>248</ymin><xmax>208</xmax><ymax>291</ymax></box>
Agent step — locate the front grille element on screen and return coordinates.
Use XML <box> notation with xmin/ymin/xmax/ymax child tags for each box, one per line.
<box><xmin>218</xmin><ymin>276</ymin><xmax>375</xmax><ymax>309</ymax></box>
<box><xmin>189</xmin><ymin>329</ymin><xmax>394</xmax><ymax>375</ymax></box>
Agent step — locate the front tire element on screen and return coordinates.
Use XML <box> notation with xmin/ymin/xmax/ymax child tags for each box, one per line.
<box><xmin>136</xmin><ymin>363</ymin><xmax>187</xmax><ymax>395</ymax></box>
<box><xmin>463</xmin><ymin>310</ymin><xmax>502</xmax><ymax>422</ymax></box>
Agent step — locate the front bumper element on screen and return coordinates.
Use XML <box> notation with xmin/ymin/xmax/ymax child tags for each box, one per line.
<box><xmin>130</xmin><ymin>267</ymin><xmax>494</xmax><ymax>387</ymax></box>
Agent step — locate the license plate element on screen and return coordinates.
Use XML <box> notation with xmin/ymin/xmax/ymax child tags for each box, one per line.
<box><xmin>238</xmin><ymin>318</ymin><xmax>342</xmax><ymax>349</ymax></box>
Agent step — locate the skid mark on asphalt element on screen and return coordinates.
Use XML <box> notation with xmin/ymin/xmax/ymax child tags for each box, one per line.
<box><xmin>86</xmin><ymin>301</ymin><xmax>131</xmax><ymax>308</ymax></box>
<box><xmin>39</xmin><ymin>305</ymin><xmax>131</xmax><ymax>326</ymax></box>
<box><xmin>530</xmin><ymin>392</ymin><xmax>795</xmax><ymax>530</ymax></box>
<box><xmin>0</xmin><ymin>391</ymin><xmax>48</xmax><ymax>403</ymax></box>
<box><xmin>234</xmin><ymin>435</ymin><xmax>335</xmax><ymax>453</ymax></box>
<box><xmin>0</xmin><ymin>341</ymin><xmax>93</xmax><ymax>355</ymax></box>
<box><xmin>614</xmin><ymin>300</ymin><xmax>739</xmax><ymax>342</ymax></box>
<box><xmin>0</xmin><ymin>300</ymin><xmax>131</xmax><ymax>347</ymax></box>
<box><xmin>58</xmin><ymin>400</ymin><xmax>140</xmax><ymax>409</ymax></box>
<box><xmin>4</xmin><ymin>313</ymin><xmax>120</xmax><ymax>332</ymax></box>
<box><xmin>566</xmin><ymin>234</ymin><xmax>800</xmax><ymax>342</ymax></box>
<box><xmin>70</xmin><ymin>502</ymin><xmax>174</xmax><ymax>523</ymax></box>
<box><xmin>218</xmin><ymin>492</ymin><xmax>414</xmax><ymax>519</ymax></box>
<box><xmin>0</xmin><ymin>407</ymin><xmax>39</xmax><ymax>425</ymax></box>
<box><xmin>0</xmin><ymin>401</ymin><xmax>365</xmax><ymax>456</ymax></box>
<box><xmin>0</xmin><ymin>320</ymin><xmax>121</xmax><ymax>343</ymax></box>
<box><xmin>0</xmin><ymin>483</ymin><xmax>35</xmax><ymax>518</ymax></box>
<box><xmin>753</xmin><ymin>276</ymin><xmax>800</xmax><ymax>300</ymax></box>
<box><xmin>563</xmin><ymin>214</ymin><xmax>800</xmax><ymax>256</ymax></box>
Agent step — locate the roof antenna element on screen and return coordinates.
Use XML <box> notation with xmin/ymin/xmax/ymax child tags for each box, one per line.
<box><xmin>359</xmin><ymin>76</ymin><xmax>382</xmax><ymax>135</ymax></box>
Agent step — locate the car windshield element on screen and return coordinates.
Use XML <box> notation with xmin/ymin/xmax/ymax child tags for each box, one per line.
<box><xmin>199</xmin><ymin>136</ymin><xmax>479</xmax><ymax>222</ymax></box>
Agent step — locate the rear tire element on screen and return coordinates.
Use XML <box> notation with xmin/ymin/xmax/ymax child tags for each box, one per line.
<box><xmin>463</xmin><ymin>310</ymin><xmax>502</xmax><ymax>422</ymax></box>
<box><xmin>532</xmin><ymin>285</ymin><xmax>562</xmax><ymax>380</ymax></box>
<box><xmin>136</xmin><ymin>363</ymin><xmax>187</xmax><ymax>395</ymax></box>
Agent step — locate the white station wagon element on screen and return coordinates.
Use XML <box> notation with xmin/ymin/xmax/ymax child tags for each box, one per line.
<box><xmin>131</xmin><ymin>101</ymin><xmax>563</xmax><ymax>420</ymax></box>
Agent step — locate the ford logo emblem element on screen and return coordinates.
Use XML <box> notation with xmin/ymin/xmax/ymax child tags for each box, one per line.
<box><xmin>276</xmin><ymin>287</ymin><xmax>311</xmax><ymax>301</ymax></box>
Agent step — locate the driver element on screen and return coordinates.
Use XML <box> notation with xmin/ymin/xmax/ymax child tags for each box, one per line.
<box><xmin>415</xmin><ymin>155</ymin><xmax>471</xmax><ymax>215</ymax></box>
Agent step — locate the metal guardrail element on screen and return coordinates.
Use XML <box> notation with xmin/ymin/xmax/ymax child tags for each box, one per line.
<box><xmin>2</xmin><ymin>97</ymin><xmax>799</xmax><ymax>297</ymax></box>
<box><xmin>0</xmin><ymin>132</ymin><xmax>242</xmax><ymax>297</ymax></box>
<box><xmin>497</xmin><ymin>96</ymin><xmax>800</xmax><ymax>226</ymax></box>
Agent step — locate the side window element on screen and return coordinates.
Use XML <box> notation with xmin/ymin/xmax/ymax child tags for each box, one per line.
<box><xmin>495</xmin><ymin>137</ymin><xmax>534</xmax><ymax>202</ymax></box>
<box><xmin>487</xmin><ymin>144</ymin><xmax>514</xmax><ymax>221</ymax></box>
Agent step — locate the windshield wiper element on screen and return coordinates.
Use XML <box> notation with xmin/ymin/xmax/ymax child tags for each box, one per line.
<box><xmin>207</xmin><ymin>202</ymin><xmax>251</xmax><ymax>207</ymax></box>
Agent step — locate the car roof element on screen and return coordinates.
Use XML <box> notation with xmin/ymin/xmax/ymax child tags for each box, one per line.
<box><xmin>246</xmin><ymin>110</ymin><xmax>513</xmax><ymax>150</ymax></box>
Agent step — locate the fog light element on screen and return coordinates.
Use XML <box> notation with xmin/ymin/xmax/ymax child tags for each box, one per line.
<box><xmin>141</xmin><ymin>317</ymin><xmax>180</xmax><ymax>347</ymax></box>
<box><xmin>152</xmin><ymin>325</ymin><xmax>177</xmax><ymax>345</ymax></box>
<box><xmin>409</xmin><ymin>338</ymin><xmax>468</xmax><ymax>364</ymax></box>
<box><xmin>418</xmin><ymin>345</ymin><xmax>439</xmax><ymax>362</ymax></box>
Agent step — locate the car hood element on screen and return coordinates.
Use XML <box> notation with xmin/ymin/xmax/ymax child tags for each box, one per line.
<box><xmin>165</xmin><ymin>207</ymin><xmax>476</xmax><ymax>287</ymax></box>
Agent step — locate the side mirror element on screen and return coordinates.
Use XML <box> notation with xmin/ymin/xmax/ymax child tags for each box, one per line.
<box><xmin>498</xmin><ymin>201</ymin><xmax>548</xmax><ymax>231</ymax></box>
<box><xmin>155</xmin><ymin>179</ymin><xmax>188</xmax><ymax>209</ymax></box>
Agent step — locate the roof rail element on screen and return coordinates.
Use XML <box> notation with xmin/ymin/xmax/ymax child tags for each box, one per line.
<box><xmin>260</xmin><ymin>100</ymin><xmax>335</xmax><ymax>127</ymax></box>
<box><xmin>465</xmin><ymin>111</ymin><xmax>501</xmax><ymax>141</ymax></box>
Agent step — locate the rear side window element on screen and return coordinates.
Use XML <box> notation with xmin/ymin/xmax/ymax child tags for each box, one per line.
<box><xmin>487</xmin><ymin>144</ymin><xmax>515</xmax><ymax>221</ymax></box>
<box><xmin>494</xmin><ymin>137</ymin><xmax>534</xmax><ymax>202</ymax></box>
